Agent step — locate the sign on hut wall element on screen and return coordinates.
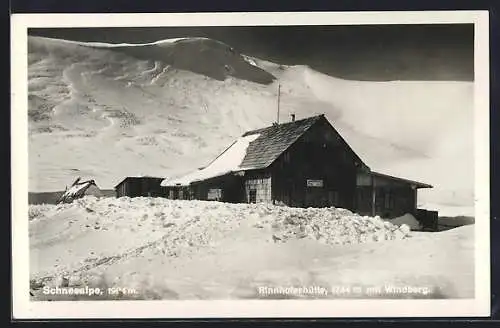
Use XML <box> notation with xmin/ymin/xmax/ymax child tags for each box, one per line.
<box><xmin>306</xmin><ymin>179</ymin><xmax>324</xmax><ymax>187</ymax></box>
<box><xmin>207</xmin><ymin>188</ymin><xmax>223</xmax><ymax>200</ymax></box>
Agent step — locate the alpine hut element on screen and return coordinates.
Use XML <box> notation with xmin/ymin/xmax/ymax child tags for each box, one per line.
<box><xmin>115</xmin><ymin>176</ymin><xmax>165</xmax><ymax>198</ymax></box>
<box><xmin>161</xmin><ymin>114</ymin><xmax>436</xmax><ymax>228</ymax></box>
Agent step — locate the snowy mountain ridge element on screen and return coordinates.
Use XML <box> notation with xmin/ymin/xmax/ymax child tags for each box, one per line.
<box><xmin>27</xmin><ymin>36</ymin><xmax>474</xmax><ymax>216</ymax></box>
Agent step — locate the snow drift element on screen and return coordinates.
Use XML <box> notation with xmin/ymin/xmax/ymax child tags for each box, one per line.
<box><xmin>29</xmin><ymin>196</ymin><xmax>411</xmax><ymax>282</ymax></box>
<box><xmin>389</xmin><ymin>213</ymin><xmax>422</xmax><ymax>230</ymax></box>
<box><xmin>29</xmin><ymin>196</ymin><xmax>474</xmax><ymax>300</ymax></box>
<box><xmin>27</xmin><ymin>36</ymin><xmax>474</xmax><ymax>216</ymax></box>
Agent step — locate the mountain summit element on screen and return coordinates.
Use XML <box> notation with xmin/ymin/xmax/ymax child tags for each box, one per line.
<box><xmin>31</xmin><ymin>36</ymin><xmax>276</xmax><ymax>84</ymax></box>
<box><xmin>27</xmin><ymin>36</ymin><xmax>474</xmax><ymax>216</ymax></box>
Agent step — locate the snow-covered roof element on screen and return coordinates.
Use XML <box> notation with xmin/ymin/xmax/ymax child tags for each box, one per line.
<box><xmin>161</xmin><ymin>114</ymin><xmax>432</xmax><ymax>189</ymax></box>
<box><xmin>371</xmin><ymin>171</ymin><xmax>433</xmax><ymax>189</ymax></box>
<box><xmin>161</xmin><ymin>115</ymin><xmax>368</xmax><ymax>188</ymax></box>
<box><xmin>161</xmin><ymin>133</ymin><xmax>261</xmax><ymax>187</ymax></box>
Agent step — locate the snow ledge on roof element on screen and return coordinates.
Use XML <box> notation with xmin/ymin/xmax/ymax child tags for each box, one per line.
<box><xmin>161</xmin><ymin>133</ymin><xmax>261</xmax><ymax>187</ymax></box>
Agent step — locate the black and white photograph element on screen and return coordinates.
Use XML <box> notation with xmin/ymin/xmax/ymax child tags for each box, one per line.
<box><xmin>11</xmin><ymin>11</ymin><xmax>490</xmax><ymax>318</ymax></box>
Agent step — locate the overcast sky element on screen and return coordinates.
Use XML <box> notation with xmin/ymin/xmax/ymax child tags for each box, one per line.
<box><xmin>29</xmin><ymin>24</ymin><xmax>473</xmax><ymax>81</ymax></box>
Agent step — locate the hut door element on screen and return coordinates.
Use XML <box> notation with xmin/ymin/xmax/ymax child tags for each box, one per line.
<box><xmin>306</xmin><ymin>188</ymin><xmax>328</xmax><ymax>207</ymax></box>
<box><xmin>249</xmin><ymin>189</ymin><xmax>257</xmax><ymax>203</ymax></box>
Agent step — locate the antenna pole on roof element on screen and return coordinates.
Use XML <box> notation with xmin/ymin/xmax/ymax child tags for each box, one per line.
<box><xmin>276</xmin><ymin>83</ymin><xmax>281</xmax><ymax>124</ymax></box>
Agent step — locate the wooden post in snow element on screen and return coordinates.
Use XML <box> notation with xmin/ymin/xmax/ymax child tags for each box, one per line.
<box><xmin>276</xmin><ymin>83</ymin><xmax>281</xmax><ymax>124</ymax></box>
<box><xmin>371</xmin><ymin>174</ymin><xmax>376</xmax><ymax>217</ymax></box>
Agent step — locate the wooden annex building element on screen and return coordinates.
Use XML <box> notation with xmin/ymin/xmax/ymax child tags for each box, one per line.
<box><xmin>161</xmin><ymin>114</ymin><xmax>438</xmax><ymax>230</ymax></box>
<box><xmin>115</xmin><ymin>176</ymin><xmax>164</xmax><ymax>198</ymax></box>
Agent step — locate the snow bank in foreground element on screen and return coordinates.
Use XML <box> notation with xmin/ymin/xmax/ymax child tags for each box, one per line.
<box><xmin>32</xmin><ymin>196</ymin><xmax>411</xmax><ymax>248</ymax></box>
<box><xmin>264</xmin><ymin>206</ymin><xmax>411</xmax><ymax>245</ymax></box>
<box><xmin>29</xmin><ymin>196</ymin><xmax>474</xmax><ymax>300</ymax></box>
<box><xmin>29</xmin><ymin>197</ymin><xmax>411</xmax><ymax>281</ymax></box>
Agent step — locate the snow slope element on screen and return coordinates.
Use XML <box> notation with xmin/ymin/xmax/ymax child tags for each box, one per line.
<box><xmin>29</xmin><ymin>197</ymin><xmax>474</xmax><ymax>300</ymax></box>
<box><xmin>27</xmin><ymin>36</ymin><xmax>474</xmax><ymax>216</ymax></box>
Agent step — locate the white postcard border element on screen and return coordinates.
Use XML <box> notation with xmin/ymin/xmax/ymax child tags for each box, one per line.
<box><xmin>11</xmin><ymin>10</ymin><xmax>490</xmax><ymax>319</ymax></box>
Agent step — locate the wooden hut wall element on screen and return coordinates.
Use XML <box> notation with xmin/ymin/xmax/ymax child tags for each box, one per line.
<box><xmin>416</xmin><ymin>209</ymin><xmax>439</xmax><ymax>231</ymax></box>
<box><xmin>116</xmin><ymin>182</ymin><xmax>126</xmax><ymax>197</ymax></box>
<box><xmin>270</xmin><ymin>120</ymin><xmax>358</xmax><ymax>209</ymax></box>
<box><xmin>116</xmin><ymin>179</ymin><xmax>139</xmax><ymax>197</ymax></box>
<box><xmin>116</xmin><ymin>178</ymin><xmax>164</xmax><ymax>198</ymax></box>
<box><xmin>355</xmin><ymin>172</ymin><xmax>418</xmax><ymax>218</ymax></box>
<box><xmin>141</xmin><ymin>178</ymin><xmax>163</xmax><ymax>197</ymax></box>
<box><xmin>174</xmin><ymin>174</ymin><xmax>245</xmax><ymax>202</ymax></box>
<box><xmin>165</xmin><ymin>187</ymin><xmax>179</xmax><ymax>200</ymax></box>
<box><xmin>243</xmin><ymin>170</ymin><xmax>272</xmax><ymax>204</ymax></box>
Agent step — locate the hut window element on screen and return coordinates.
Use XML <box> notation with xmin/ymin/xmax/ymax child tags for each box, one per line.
<box><xmin>169</xmin><ymin>190</ymin><xmax>174</xmax><ymax>199</ymax></box>
<box><xmin>179</xmin><ymin>190</ymin><xmax>183</xmax><ymax>200</ymax></box>
<box><xmin>208</xmin><ymin>188</ymin><xmax>222</xmax><ymax>201</ymax></box>
<box><xmin>249</xmin><ymin>189</ymin><xmax>257</xmax><ymax>203</ymax></box>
